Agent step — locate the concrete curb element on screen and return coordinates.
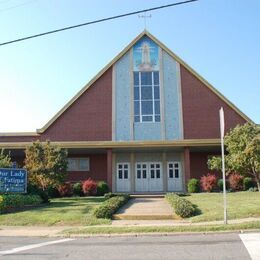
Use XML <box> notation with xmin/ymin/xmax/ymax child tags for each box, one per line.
<box><xmin>60</xmin><ymin>229</ymin><xmax>260</xmax><ymax>238</ymax></box>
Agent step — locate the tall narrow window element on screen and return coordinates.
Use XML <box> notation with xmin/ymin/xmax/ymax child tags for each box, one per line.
<box><xmin>134</xmin><ymin>71</ymin><xmax>160</xmax><ymax>123</ymax></box>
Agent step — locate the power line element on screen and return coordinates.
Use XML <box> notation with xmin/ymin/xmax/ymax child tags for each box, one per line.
<box><xmin>0</xmin><ymin>0</ymin><xmax>198</xmax><ymax>47</ymax></box>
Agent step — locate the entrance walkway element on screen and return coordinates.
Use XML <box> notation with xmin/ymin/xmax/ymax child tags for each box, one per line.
<box><xmin>113</xmin><ymin>197</ymin><xmax>176</xmax><ymax>220</ymax></box>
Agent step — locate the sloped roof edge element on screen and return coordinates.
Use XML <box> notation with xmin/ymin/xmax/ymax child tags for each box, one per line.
<box><xmin>37</xmin><ymin>30</ymin><xmax>253</xmax><ymax>134</ymax></box>
<box><xmin>0</xmin><ymin>132</ymin><xmax>39</xmax><ymax>136</ymax></box>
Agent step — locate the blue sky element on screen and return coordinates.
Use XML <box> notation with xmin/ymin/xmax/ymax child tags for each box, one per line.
<box><xmin>0</xmin><ymin>0</ymin><xmax>259</xmax><ymax>132</ymax></box>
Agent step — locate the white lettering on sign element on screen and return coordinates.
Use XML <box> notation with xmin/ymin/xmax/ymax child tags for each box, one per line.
<box><xmin>10</xmin><ymin>171</ymin><xmax>24</xmax><ymax>177</ymax></box>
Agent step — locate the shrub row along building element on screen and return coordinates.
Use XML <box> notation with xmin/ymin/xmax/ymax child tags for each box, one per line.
<box><xmin>0</xmin><ymin>31</ymin><xmax>251</xmax><ymax>193</ymax></box>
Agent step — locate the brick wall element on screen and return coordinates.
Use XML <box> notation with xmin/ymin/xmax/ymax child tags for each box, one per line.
<box><xmin>190</xmin><ymin>152</ymin><xmax>220</xmax><ymax>179</ymax></box>
<box><xmin>181</xmin><ymin>65</ymin><xmax>247</xmax><ymax>139</ymax></box>
<box><xmin>66</xmin><ymin>154</ymin><xmax>107</xmax><ymax>183</ymax></box>
<box><xmin>40</xmin><ymin>67</ymin><xmax>113</xmax><ymax>142</ymax></box>
<box><xmin>0</xmin><ymin>136</ymin><xmax>38</xmax><ymax>142</ymax></box>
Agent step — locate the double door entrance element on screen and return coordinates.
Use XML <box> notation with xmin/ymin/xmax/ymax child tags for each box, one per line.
<box><xmin>135</xmin><ymin>162</ymin><xmax>163</xmax><ymax>192</ymax></box>
<box><xmin>116</xmin><ymin>160</ymin><xmax>183</xmax><ymax>192</ymax></box>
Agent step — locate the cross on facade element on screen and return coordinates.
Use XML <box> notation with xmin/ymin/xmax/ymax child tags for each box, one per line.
<box><xmin>138</xmin><ymin>13</ymin><xmax>152</xmax><ymax>29</ymax></box>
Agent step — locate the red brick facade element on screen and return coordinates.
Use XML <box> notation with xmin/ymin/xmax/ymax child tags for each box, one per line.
<box><xmin>66</xmin><ymin>154</ymin><xmax>107</xmax><ymax>183</ymax></box>
<box><xmin>40</xmin><ymin>67</ymin><xmax>113</xmax><ymax>142</ymax></box>
<box><xmin>0</xmin><ymin>135</ymin><xmax>38</xmax><ymax>142</ymax></box>
<box><xmin>190</xmin><ymin>152</ymin><xmax>220</xmax><ymax>179</ymax></box>
<box><xmin>180</xmin><ymin>65</ymin><xmax>247</xmax><ymax>139</ymax></box>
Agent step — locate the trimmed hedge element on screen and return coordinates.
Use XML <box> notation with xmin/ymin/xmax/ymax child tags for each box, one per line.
<box><xmin>96</xmin><ymin>181</ymin><xmax>109</xmax><ymax>196</ymax></box>
<box><xmin>243</xmin><ymin>177</ymin><xmax>254</xmax><ymax>191</ymax></box>
<box><xmin>165</xmin><ymin>193</ymin><xmax>196</xmax><ymax>218</ymax></box>
<box><xmin>187</xmin><ymin>179</ymin><xmax>200</xmax><ymax>193</ymax></box>
<box><xmin>72</xmin><ymin>182</ymin><xmax>83</xmax><ymax>196</ymax></box>
<box><xmin>27</xmin><ymin>183</ymin><xmax>50</xmax><ymax>203</ymax></box>
<box><xmin>0</xmin><ymin>194</ymin><xmax>43</xmax><ymax>214</ymax></box>
<box><xmin>104</xmin><ymin>192</ymin><xmax>128</xmax><ymax>199</ymax></box>
<box><xmin>93</xmin><ymin>194</ymin><xmax>130</xmax><ymax>219</ymax></box>
<box><xmin>217</xmin><ymin>179</ymin><xmax>230</xmax><ymax>191</ymax></box>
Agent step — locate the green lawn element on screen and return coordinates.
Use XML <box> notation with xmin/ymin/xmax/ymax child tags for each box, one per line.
<box><xmin>186</xmin><ymin>192</ymin><xmax>260</xmax><ymax>223</ymax></box>
<box><xmin>0</xmin><ymin>197</ymin><xmax>111</xmax><ymax>226</ymax></box>
<box><xmin>63</xmin><ymin>221</ymin><xmax>260</xmax><ymax>235</ymax></box>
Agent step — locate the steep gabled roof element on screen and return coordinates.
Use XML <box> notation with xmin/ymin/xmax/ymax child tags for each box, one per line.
<box><xmin>35</xmin><ymin>30</ymin><xmax>252</xmax><ymax>133</ymax></box>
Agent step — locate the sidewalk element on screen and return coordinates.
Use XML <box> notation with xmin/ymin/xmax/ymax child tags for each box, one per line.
<box><xmin>112</xmin><ymin>217</ymin><xmax>260</xmax><ymax>227</ymax></box>
<box><xmin>113</xmin><ymin>198</ymin><xmax>176</xmax><ymax>220</ymax></box>
<box><xmin>0</xmin><ymin>217</ymin><xmax>259</xmax><ymax>237</ymax></box>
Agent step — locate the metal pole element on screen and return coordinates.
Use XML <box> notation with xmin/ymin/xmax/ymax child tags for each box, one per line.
<box><xmin>220</xmin><ymin>107</ymin><xmax>227</xmax><ymax>224</ymax></box>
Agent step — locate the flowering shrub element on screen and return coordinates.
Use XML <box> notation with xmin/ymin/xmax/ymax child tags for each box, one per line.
<box><xmin>200</xmin><ymin>174</ymin><xmax>217</xmax><ymax>192</ymax></box>
<box><xmin>57</xmin><ymin>182</ymin><xmax>72</xmax><ymax>197</ymax></box>
<box><xmin>228</xmin><ymin>173</ymin><xmax>243</xmax><ymax>191</ymax></box>
<box><xmin>82</xmin><ymin>178</ymin><xmax>97</xmax><ymax>196</ymax></box>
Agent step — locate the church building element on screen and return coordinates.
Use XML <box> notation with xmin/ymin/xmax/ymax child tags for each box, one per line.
<box><xmin>0</xmin><ymin>31</ymin><xmax>251</xmax><ymax>193</ymax></box>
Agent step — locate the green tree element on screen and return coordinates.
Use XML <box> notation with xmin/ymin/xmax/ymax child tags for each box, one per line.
<box><xmin>208</xmin><ymin>123</ymin><xmax>260</xmax><ymax>191</ymax></box>
<box><xmin>25</xmin><ymin>140</ymin><xmax>68</xmax><ymax>191</ymax></box>
<box><xmin>0</xmin><ymin>149</ymin><xmax>12</xmax><ymax>168</ymax></box>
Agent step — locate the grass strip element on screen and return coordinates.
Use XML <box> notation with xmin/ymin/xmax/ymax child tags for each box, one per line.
<box><xmin>62</xmin><ymin>221</ymin><xmax>260</xmax><ymax>235</ymax></box>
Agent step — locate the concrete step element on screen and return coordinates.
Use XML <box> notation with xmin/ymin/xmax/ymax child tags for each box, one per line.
<box><xmin>113</xmin><ymin>214</ymin><xmax>178</xmax><ymax>220</ymax></box>
<box><xmin>113</xmin><ymin>197</ymin><xmax>178</xmax><ymax>220</ymax></box>
<box><xmin>130</xmin><ymin>194</ymin><xmax>165</xmax><ymax>198</ymax></box>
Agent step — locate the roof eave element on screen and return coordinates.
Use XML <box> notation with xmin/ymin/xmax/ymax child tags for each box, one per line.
<box><xmin>0</xmin><ymin>139</ymin><xmax>221</xmax><ymax>149</ymax></box>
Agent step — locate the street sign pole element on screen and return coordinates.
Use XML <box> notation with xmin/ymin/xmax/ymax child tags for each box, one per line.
<box><xmin>220</xmin><ymin>107</ymin><xmax>227</xmax><ymax>224</ymax></box>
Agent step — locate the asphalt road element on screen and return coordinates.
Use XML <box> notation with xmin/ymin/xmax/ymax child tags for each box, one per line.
<box><xmin>0</xmin><ymin>233</ymin><xmax>258</xmax><ymax>260</ymax></box>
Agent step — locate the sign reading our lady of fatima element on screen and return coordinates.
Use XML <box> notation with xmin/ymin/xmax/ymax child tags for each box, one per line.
<box><xmin>0</xmin><ymin>168</ymin><xmax>27</xmax><ymax>193</ymax></box>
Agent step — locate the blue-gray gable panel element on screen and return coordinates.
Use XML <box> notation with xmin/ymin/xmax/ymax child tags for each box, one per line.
<box><xmin>115</xmin><ymin>52</ymin><xmax>131</xmax><ymax>141</ymax></box>
<box><xmin>163</xmin><ymin>51</ymin><xmax>182</xmax><ymax>140</ymax></box>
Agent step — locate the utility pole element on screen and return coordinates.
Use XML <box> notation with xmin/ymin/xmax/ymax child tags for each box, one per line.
<box><xmin>220</xmin><ymin>107</ymin><xmax>227</xmax><ymax>224</ymax></box>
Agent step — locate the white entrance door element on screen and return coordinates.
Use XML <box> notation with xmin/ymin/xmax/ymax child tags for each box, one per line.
<box><xmin>149</xmin><ymin>163</ymin><xmax>163</xmax><ymax>192</ymax></box>
<box><xmin>135</xmin><ymin>162</ymin><xmax>163</xmax><ymax>192</ymax></box>
<box><xmin>135</xmin><ymin>163</ymin><xmax>149</xmax><ymax>192</ymax></box>
<box><xmin>116</xmin><ymin>163</ymin><xmax>130</xmax><ymax>192</ymax></box>
<box><xmin>167</xmin><ymin>162</ymin><xmax>183</xmax><ymax>192</ymax></box>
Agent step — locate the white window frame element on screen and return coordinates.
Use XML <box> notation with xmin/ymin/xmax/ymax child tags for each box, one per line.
<box><xmin>117</xmin><ymin>163</ymin><xmax>130</xmax><ymax>180</ymax></box>
<box><xmin>149</xmin><ymin>162</ymin><xmax>162</xmax><ymax>179</ymax></box>
<box><xmin>167</xmin><ymin>161</ymin><xmax>180</xmax><ymax>179</ymax></box>
<box><xmin>135</xmin><ymin>162</ymin><xmax>162</xmax><ymax>179</ymax></box>
<box><xmin>135</xmin><ymin>162</ymin><xmax>148</xmax><ymax>179</ymax></box>
<box><xmin>134</xmin><ymin>71</ymin><xmax>160</xmax><ymax>123</ymax></box>
<box><xmin>68</xmin><ymin>158</ymin><xmax>90</xmax><ymax>171</ymax></box>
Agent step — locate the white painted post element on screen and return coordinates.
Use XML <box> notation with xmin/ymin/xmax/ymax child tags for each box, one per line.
<box><xmin>219</xmin><ymin>107</ymin><xmax>227</xmax><ymax>224</ymax></box>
